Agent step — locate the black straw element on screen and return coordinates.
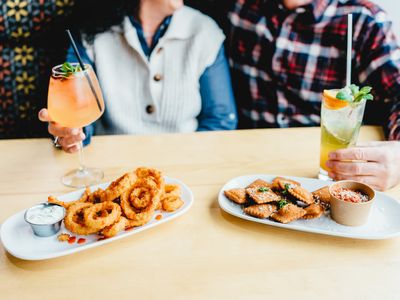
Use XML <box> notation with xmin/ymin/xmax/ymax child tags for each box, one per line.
<box><xmin>66</xmin><ymin>29</ymin><xmax>102</xmax><ymax>113</ymax></box>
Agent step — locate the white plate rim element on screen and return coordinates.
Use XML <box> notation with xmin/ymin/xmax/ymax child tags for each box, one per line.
<box><xmin>218</xmin><ymin>174</ymin><xmax>400</xmax><ymax>240</ymax></box>
<box><xmin>0</xmin><ymin>176</ymin><xmax>193</xmax><ymax>260</ymax></box>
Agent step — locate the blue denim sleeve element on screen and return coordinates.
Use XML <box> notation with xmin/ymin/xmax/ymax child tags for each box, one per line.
<box><xmin>67</xmin><ymin>42</ymin><xmax>95</xmax><ymax>146</ymax></box>
<box><xmin>197</xmin><ymin>46</ymin><xmax>238</xmax><ymax>131</ymax></box>
<box><xmin>66</xmin><ymin>42</ymin><xmax>93</xmax><ymax>65</ymax></box>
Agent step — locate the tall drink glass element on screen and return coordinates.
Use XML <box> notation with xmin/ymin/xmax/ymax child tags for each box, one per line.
<box><xmin>318</xmin><ymin>89</ymin><xmax>367</xmax><ymax>180</ymax></box>
<box><xmin>48</xmin><ymin>63</ymin><xmax>105</xmax><ymax>187</ymax></box>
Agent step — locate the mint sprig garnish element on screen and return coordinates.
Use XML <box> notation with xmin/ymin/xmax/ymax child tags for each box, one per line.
<box><xmin>60</xmin><ymin>62</ymin><xmax>82</xmax><ymax>77</ymax></box>
<box><xmin>336</xmin><ymin>84</ymin><xmax>374</xmax><ymax>104</ymax></box>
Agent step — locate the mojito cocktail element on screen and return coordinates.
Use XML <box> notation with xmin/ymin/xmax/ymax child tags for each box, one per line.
<box><xmin>319</xmin><ymin>86</ymin><xmax>372</xmax><ymax>180</ymax></box>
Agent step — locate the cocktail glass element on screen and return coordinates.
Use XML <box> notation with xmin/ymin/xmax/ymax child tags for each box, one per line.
<box><xmin>48</xmin><ymin>63</ymin><xmax>105</xmax><ymax>187</ymax></box>
<box><xmin>318</xmin><ymin>90</ymin><xmax>367</xmax><ymax>180</ymax></box>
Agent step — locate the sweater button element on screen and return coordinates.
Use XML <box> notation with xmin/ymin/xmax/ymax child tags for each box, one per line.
<box><xmin>153</xmin><ymin>74</ymin><xmax>163</xmax><ymax>82</ymax></box>
<box><xmin>156</xmin><ymin>47</ymin><xmax>163</xmax><ymax>54</ymax></box>
<box><xmin>146</xmin><ymin>105</ymin><xmax>155</xmax><ymax>114</ymax></box>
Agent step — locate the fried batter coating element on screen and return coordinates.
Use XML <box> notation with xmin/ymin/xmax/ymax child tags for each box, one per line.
<box><xmin>100</xmin><ymin>172</ymin><xmax>137</xmax><ymax>202</ymax></box>
<box><xmin>246</xmin><ymin>179</ymin><xmax>272</xmax><ymax>189</ymax></box>
<box><xmin>312</xmin><ymin>186</ymin><xmax>331</xmax><ymax>204</ymax></box>
<box><xmin>125</xmin><ymin>212</ymin><xmax>154</xmax><ymax>227</ymax></box>
<box><xmin>83</xmin><ymin>202</ymin><xmax>121</xmax><ymax>231</ymax></box>
<box><xmin>244</xmin><ymin>204</ymin><xmax>277</xmax><ymax>219</ymax></box>
<box><xmin>57</xmin><ymin>233</ymin><xmax>70</xmax><ymax>242</ymax></box>
<box><xmin>302</xmin><ymin>203</ymin><xmax>325</xmax><ymax>219</ymax></box>
<box><xmin>101</xmin><ymin>217</ymin><xmax>129</xmax><ymax>238</ymax></box>
<box><xmin>135</xmin><ymin>167</ymin><xmax>165</xmax><ymax>192</ymax></box>
<box><xmin>48</xmin><ymin>187</ymin><xmax>91</xmax><ymax>209</ymax></box>
<box><xmin>87</xmin><ymin>188</ymin><xmax>105</xmax><ymax>204</ymax></box>
<box><xmin>272</xmin><ymin>177</ymin><xmax>301</xmax><ymax>191</ymax></box>
<box><xmin>64</xmin><ymin>203</ymin><xmax>99</xmax><ymax>235</ymax></box>
<box><xmin>246</xmin><ymin>187</ymin><xmax>280</xmax><ymax>204</ymax></box>
<box><xmin>163</xmin><ymin>184</ymin><xmax>181</xmax><ymax>197</ymax></box>
<box><xmin>162</xmin><ymin>195</ymin><xmax>184</xmax><ymax>212</ymax></box>
<box><xmin>120</xmin><ymin>178</ymin><xmax>161</xmax><ymax>223</ymax></box>
<box><xmin>270</xmin><ymin>203</ymin><xmax>306</xmax><ymax>224</ymax></box>
<box><xmin>224</xmin><ymin>188</ymin><xmax>247</xmax><ymax>204</ymax></box>
<box><xmin>288</xmin><ymin>186</ymin><xmax>314</xmax><ymax>205</ymax></box>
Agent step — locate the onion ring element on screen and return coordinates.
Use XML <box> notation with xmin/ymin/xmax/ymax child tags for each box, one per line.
<box><xmin>120</xmin><ymin>178</ymin><xmax>161</xmax><ymax>223</ymax></box>
<box><xmin>162</xmin><ymin>195</ymin><xmax>184</xmax><ymax>212</ymax></box>
<box><xmin>64</xmin><ymin>203</ymin><xmax>99</xmax><ymax>235</ymax></box>
<box><xmin>48</xmin><ymin>187</ymin><xmax>91</xmax><ymax>209</ymax></box>
<box><xmin>101</xmin><ymin>217</ymin><xmax>129</xmax><ymax>238</ymax></box>
<box><xmin>100</xmin><ymin>172</ymin><xmax>137</xmax><ymax>202</ymax></box>
<box><xmin>135</xmin><ymin>167</ymin><xmax>164</xmax><ymax>192</ymax></box>
<box><xmin>83</xmin><ymin>202</ymin><xmax>121</xmax><ymax>231</ymax></box>
<box><xmin>163</xmin><ymin>184</ymin><xmax>180</xmax><ymax>197</ymax></box>
<box><xmin>87</xmin><ymin>188</ymin><xmax>105</xmax><ymax>204</ymax></box>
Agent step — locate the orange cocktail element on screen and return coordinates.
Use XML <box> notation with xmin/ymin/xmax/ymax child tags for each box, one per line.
<box><xmin>48</xmin><ymin>63</ymin><xmax>105</xmax><ymax>188</ymax></box>
<box><xmin>48</xmin><ymin>64</ymin><xmax>104</xmax><ymax>128</ymax></box>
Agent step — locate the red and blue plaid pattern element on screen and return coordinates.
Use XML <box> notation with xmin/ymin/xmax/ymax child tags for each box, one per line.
<box><xmin>228</xmin><ymin>0</ymin><xmax>400</xmax><ymax>140</ymax></box>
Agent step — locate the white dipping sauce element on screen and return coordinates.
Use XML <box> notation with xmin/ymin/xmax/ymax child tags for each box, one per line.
<box><xmin>26</xmin><ymin>205</ymin><xmax>65</xmax><ymax>224</ymax></box>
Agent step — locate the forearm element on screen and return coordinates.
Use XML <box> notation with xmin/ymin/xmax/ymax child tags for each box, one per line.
<box><xmin>197</xmin><ymin>46</ymin><xmax>238</xmax><ymax>131</ymax></box>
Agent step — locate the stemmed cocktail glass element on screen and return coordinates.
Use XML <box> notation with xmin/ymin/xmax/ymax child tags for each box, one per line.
<box><xmin>48</xmin><ymin>61</ymin><xmax>105</xmax><ymax>188</ymax></box>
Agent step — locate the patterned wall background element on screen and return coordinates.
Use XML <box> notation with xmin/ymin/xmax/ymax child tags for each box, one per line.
<box><xmin>0</xmin><ymin>0</ymin><xmax>75</xmax><ymax>139</ymax></box>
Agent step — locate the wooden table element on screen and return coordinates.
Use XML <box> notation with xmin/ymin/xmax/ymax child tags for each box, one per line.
<box><xmin>1</xmin><ymin>126</ymin><xmax>399</xmax><ymax>299</ymax></box>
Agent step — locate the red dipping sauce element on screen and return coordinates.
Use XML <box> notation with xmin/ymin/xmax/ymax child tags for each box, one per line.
<box><xmin>331</xmin><ymin>187</ymin><xmax>370</xmax><ymax>203</ymax></box>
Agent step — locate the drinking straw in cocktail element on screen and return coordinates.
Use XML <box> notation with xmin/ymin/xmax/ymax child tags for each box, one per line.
<box><xmin>346</xmin><ymin>14</ymin><xmax>353</xmax><ymax>88</ymax></box>
<box><xmin>66</xmin><ymin>29</ymin><xmax>103</xmax><ymax>113</ymax></box>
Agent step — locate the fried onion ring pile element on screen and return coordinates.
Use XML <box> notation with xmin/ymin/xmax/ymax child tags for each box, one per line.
<box><xmin>49</xmin><ymin>167</ymin><xmax>185</xmax><ymax>239</ymax></box>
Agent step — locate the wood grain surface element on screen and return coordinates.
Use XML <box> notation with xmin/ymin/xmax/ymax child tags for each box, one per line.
<box><xmin>1</xmin><ymin>126</ymin><xmax>399</xmax><ymax>299</ymax></box>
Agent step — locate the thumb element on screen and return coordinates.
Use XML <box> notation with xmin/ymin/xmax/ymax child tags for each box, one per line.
<box><xmin>38</xmin><ymin>108</ymin><xmax>52</xmax><ymax>122</ymax></box>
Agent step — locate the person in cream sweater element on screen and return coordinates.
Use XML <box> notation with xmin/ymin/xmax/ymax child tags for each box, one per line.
<box><xmin>39</xmin><ymin>0</ymin><xmax>237</xmax><ymax>152</ymax></box>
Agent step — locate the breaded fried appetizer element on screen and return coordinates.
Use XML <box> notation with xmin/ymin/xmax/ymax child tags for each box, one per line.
<box><xmin>272</xmin><ymin>177</ymin><xmax>300</xmax><ymax>191</ymax></box>
<box><xmin>57</xmin><ymin>233</ymin><xmax>71</xmax><ymax>242</ymax></box>
<box><xmin>246</xmin><ymin>187</ymin><xmax>280</xmax><ymax>204</ymax></box>
<box><xmin>162</xmin><ymin>195</ymin><xmax>184</xmax><ymax>212</ymax></box>
<box><xmin>312</xmin><ymin>186</ymin><xmax>331</xmax><ymax>204</ymax></box>
<box><xmin>288</xmin><ymin>186</ymin><xmax>314</xmax><ymax>205</ymax></box>
<box><xmin>246</xmin><ymin>179</ymin><xmax>273</xmax><ymax>189</ymax></box>
<box><xmin>100</xmin><ymin>172</ymin><xmax>137</xmax><ymax>202</ymax></box>
<box><xmin>224</xmin><ymin>188</ymin><xmax>247</xmax><ymax>204</ymax></box>
<box><xmin>270</xmin><ymin>202</ymin><xmax>306</xmax><ymax>224</ymax></box>
<box><xmin>302</xmin><ymin>203</ymin><xmax>325</xmax><ymax>219</ymax></box>
<box><xmin>244</xmin><ymin>204</ymin><xmax>277</xmax><ymax>219</ymax></box>
<box><xmin>48</xmin><ymin>187</ymin><xmax>91</xmax><ymax>209</ymax></box>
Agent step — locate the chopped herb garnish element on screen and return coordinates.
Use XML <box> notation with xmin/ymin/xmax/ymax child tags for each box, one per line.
<box><xmin>281</xmin><ymin>183</ymin><xmax>292</xmax><ymax>195</ymax></box>
<box><xmin>60</xmin><ymin>62</ymin><xmax>82</xmax><ymax>77</ymax></box>
<box><xmin>258</xmin><ymin>187</ymin><xmax>270</xmax><ymax>193</ymax></box>
<box><xmin>336</xmin><ymin>84</ymin><xmax>374</xmax><ymax>104</ymax></box>
<box><xmin>278</xmin><ymin>200</ymin><xmax>289</xmax><ymax>209</ymax></box>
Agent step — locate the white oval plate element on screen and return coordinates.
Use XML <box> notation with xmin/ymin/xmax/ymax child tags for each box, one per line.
<box><xmin>0</xmin><ymin>177</ymin><xmax>193</xmax><ymax>260</ymax></box>
<box><xmin>218</xmin><ymin>175</ymin><xmax>400</xmax><ymax>240</ymax></box>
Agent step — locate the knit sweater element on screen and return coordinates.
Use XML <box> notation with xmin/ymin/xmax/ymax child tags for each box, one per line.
<box><xmin>85</xmin><ymin>6</ymin><xmax>226</xmax><ymax>135</ymax></box>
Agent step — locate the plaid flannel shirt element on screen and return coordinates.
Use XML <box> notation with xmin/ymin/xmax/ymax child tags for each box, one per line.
<box><xmin>228</xmin><ymin>0</ymin><xmax>400</xmax><ymax>140</ymax></box>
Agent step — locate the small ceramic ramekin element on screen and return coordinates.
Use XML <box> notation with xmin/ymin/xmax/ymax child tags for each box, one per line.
<box><xmin>329</xmin><ymin>180</ymin><xmax>375</xmax><ymax>226</ymax></box>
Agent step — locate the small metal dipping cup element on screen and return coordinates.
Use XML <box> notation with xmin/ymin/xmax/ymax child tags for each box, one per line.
<box><xmin>24</xmin><ymin>203</ymin><xmax>66</xmax><ymax>237</ymax></box>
